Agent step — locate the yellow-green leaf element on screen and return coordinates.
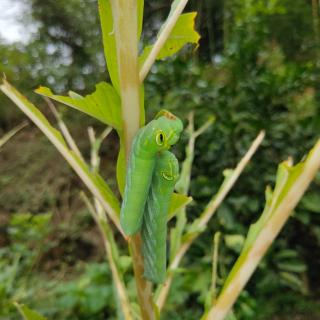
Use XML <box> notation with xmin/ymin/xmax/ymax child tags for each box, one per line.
<box><xmin>168</xmin><ymin>193</ymin><xmax>193</xmax><ymax>221</ymax></box>
<box><xmin>139</xmin><ymin>12</ymin><xmax>200</xmax><ymax>64</ymax></box>
<box><xmin>116</xmin><ymin>140</ymin><xmax>126</xmax><ymax>196</ymax></box>
<box><xmin>35</xmin><ymin>82</ymin><xmax>121</xmax><ymax>130</ymax></box>
<box><xmin>137</xmin><ymin>0</ymin><xmax>144</xmax><ymax>40</ymax></box>
<box><xmin>14</xmin><ymin>303</ymin><xmax>47</xmax><ymax>320</ymax></box>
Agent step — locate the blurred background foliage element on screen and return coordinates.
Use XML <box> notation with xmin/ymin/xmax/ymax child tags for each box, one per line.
<box><xmin>1</xmin><ymin>0</ymin><xmax>320</xmax><ymax>319</ymax></box>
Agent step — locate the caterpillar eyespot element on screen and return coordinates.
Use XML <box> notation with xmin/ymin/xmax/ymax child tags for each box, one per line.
<box><xmin>156</xmin><ymin>131</ymin><xmax>165</xmax><ymax>146</ymax></box>
<box><xmin>161</xmin><ymin>171</ymin><xmax>174</xmax><ymax>181</ymax></box>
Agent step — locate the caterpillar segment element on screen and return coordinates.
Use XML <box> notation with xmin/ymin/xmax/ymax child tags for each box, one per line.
<box><xmin>142</xmin><ymin>151</ymin><xmax>179</xmax><ymax>283</ymax></box>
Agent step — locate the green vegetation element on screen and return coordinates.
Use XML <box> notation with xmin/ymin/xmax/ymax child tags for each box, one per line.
<box><xmin>0</xmin><ymin>0</ymin><xmax>320</xmax><ymax>319</ymax></box>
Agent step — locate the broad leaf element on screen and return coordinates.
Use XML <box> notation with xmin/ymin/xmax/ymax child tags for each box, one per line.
<box><xmin>0</xmin><ymin>80</ymin><xmax>122</xmax><ymax>233</ymax></box>
<box><xmin>15</xmin><ymin>303</ymin><xmax>47</xmax><ymax>320</ymax></box>
<box><xmin>35</xmin><ymin>82</ymin><xmax>121</xmax><ymax>130</ymax></box>
<box><xmin>140</xmin><ymin>13</ymin><xmax>200</xmax><ymax>64</ymax></box>
<box><xmin>168</xmin><ymin>193</ymin><xmax>193</xmax><ymax>221</ymax></box>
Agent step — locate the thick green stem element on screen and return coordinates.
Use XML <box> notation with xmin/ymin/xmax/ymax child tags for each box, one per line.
<box><xmin>110</xmin><ymin>0</ymin><xmax>140</xmax><ymax>156</ymax></box>
<box><xmin>110</xmin><ymin>1</ymin><xmax>155</xmax><ymax>318</ymax></box>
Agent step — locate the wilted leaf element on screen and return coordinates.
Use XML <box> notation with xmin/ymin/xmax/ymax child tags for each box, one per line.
<box><xmin>35</xmin><ymin>82</ymin><xmax>121</xmax><ymax>130</ymax></box>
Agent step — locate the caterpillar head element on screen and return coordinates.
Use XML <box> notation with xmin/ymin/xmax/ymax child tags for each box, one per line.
<box><xmin>140</xmin><ymin>112</ymin><xmax>183</xmax><ymax>154</ymax></box>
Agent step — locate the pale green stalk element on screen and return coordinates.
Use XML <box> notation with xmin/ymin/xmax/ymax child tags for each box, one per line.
<box><xmin>84</xmin><ymin>126</ymin><xmax>132</xmax><ymax>319</ymax></box>
<box><xmin>205</xmin><ymin>140</ymin><xmax>320</xmax><ymax>320</ymax></box>
<box><xmin>156</xmin><ymin>131</ymin><xmax>265</xmax><ymax>310</ymax></box>
<box><xmin>210</xmin><ymin>232</ymin><xmax>221</xmax><ymax>305</ymax></box>
<box><xmin>170</xmin><ymin>112</ymin><xmax>214</xmax><ymax>262</ymax></box>
<box><xmin>45</xmin><ymin>97</ymin><xmax>83</xmax><ymax>161</ymax></box>
<box><xmin>0</xmin><ymin>121</ymin><xmax>28</xmax><ymax>149</ymax></box>
<box><xmin>45</xmin><ymin>106</ymin><xmax>132</xmax><ymax>319</ymax></box>
<box><xmin>81</xmin><ymin>193</ymin><xmax>133</xmax><ymax>320</ymax></box>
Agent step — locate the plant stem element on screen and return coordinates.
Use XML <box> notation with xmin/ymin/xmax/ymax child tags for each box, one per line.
<box><xmin>205</xmin><ymin>139</ymin><xmax>320</xmax><ymax>320</ymax></box>
<box><xmin>81</xmin><ymin>193</ymin><xmax>133</xmax><ymax>320</ymax></box>
<box><xmin>110</xmin><ymin>1</ymin><xmax>155</xmax><ymax>318</ymax></box>
<box><xmin>170</xmin><ymin>113</ymin><xmax>213</xmax><ymax>261</ymax></box>
<box><xmin>139</xmin><ymin>0</ymin><xmax>189</xmax><ymax>82</ymax></box>
<box><xmin>0</xmin><ymin>121</ymin><xmax>28</xmax><ymax>149</ymax></box>
<box><xmin>110</xmin><ymin>0</ymin><xmax>141</xmax><ymax>157</ymax></box>
<box><xmin>86</xmin><ymin>126</ymin><xmax>133</xmax><ymax>319</ymax></box>
<box><xmin>129</xmin><ymin>236</ymin><xmax>155</xmax><ymax>319</ymax></box>
<box><xmin>156</xmin><ymin>131</ymin><xmax>265</xmax><ymax>310</ymax></box>
<box><xmin>210</xmin><ymin>232</ymin><xmax>221</xmax><ymax>304</ymax></box>
<box><xmin>45</xmin><ymin>97</ymin><xmax>83</xmax><ymax>160</ymax></box>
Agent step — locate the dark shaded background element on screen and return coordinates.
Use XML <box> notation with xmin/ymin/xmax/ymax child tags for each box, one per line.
<box><xmin>1</xmin><ymin>0</ymin><xmax>320</xmax><ymax>319</ymax></box>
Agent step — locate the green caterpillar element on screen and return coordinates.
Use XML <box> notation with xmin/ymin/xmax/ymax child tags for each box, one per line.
<box><xmin>141</xmin><ymin>150</ymin><xmax>179</xmax><ymax>283</ymax></box>
<box><xmin>120</xmin><ymin>113</ymin><xmax>183</xmax><ymax>236</ymax></box>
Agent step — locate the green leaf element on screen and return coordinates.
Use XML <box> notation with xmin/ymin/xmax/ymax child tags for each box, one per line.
<box><xmin>137</xmin><ymin>0</ymin><xmax>144</xmax><ymax>40</ymax></box>
<box><xmin>99</xmin><ymin>0</ymin><xmax>144</xmax><ymax>93</ymax></box>
<box><xmin>116</xmin><ymin>140</ymin><xmax>126</xmax><ymax>196</ymax></box>
<box><xmin>35</xmin><ymin>82</ymin><xmax>121</xmax><ymax>130</ymax></box>
<box><xmin>224</xmin><ymin>234</ymin><xmax>245</xmax><ymax>254</ymax></box>
<box><xmin>98</xmin><ymin>0</ymin><xmax>119</xmax><ymax>92</ymax></box>
<box><xmin>277</xmin><ymin>261</ymin><xmax>307</xmax><ymax>273</ymax></box>
<box><xmin>14</xmin><ymin>303</ymin><xmax>47</xmax><ymax>320</ymax></box>
<box><xmin>140</xmin><ymin>12</ymin><xmax>200</xmax><ymax>64</ymax></box>
<box><xmin>168</xmin><ymin>193</ymin><xmax>193</xmax><ymax>221</ymax></box>
<box><xmin>1</xmin><ymin>80</ymin><xmax>122</xmax><ymax>232</ymax></box>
